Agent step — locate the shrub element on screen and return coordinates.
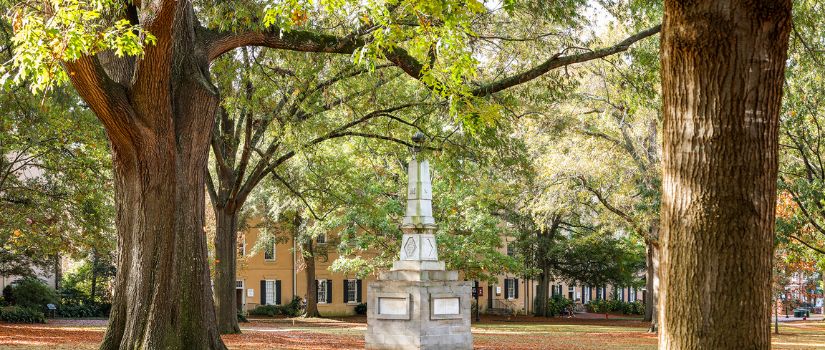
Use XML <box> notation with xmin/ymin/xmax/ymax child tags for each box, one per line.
<box><xmin>548</xmin><ymin>295</ymin><xmax>572</xmax><ymax>316</ymax></box>
<box><xmin>0</xmin><ymin>306</ymin><xmax>45</xmax><ymax>323</ymax></box>
<box><xmin>249</xmin><ymin>297</ymin><xmax>303</xmax><ymax>317</ymax></box>
<box><xmin>3</xmin><ymin>277</ymin><xmax>58</xmax><ymax>310</ymax></box>
<box><xmin>57</xmin><ymin>303</ymin><xmax>111</xmax><ymax>318</ymax></box>
<box><xmin>355</xmin><ymin>303</ymin><xmax>367</xmax><ymax>315</ymax></box>
<box><xmin>249</xmin><ymin>305</ymin><xmax>280</xmax><ymax>317</ymax></box>
<box><xmin>586</xmin><ymin>300</ymin><xmax>645</xmax><ymax>315</ymax></box>
<box><xmin>281</xmin><ymin>296</ymin><xmax>302</xmax><ymax>317</ymax></box>
<box><xmin>237</xmin><ymin>310</ymin><xmax>248</xmax><ymax>323</ymax></box>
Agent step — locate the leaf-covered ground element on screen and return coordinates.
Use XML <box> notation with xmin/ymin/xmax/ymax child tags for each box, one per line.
<box><xmin>0</xmin><ymin>315</ymin><xmax>822</xmax><ymax>349</ymax></box>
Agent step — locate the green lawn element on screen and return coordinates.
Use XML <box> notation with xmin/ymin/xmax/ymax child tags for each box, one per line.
<box><xmin>0</xmin><ymin>317</ymin><xmax>823</xmax><ymax>349</ymax></box>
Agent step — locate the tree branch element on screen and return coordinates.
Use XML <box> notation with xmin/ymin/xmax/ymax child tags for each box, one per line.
<box><xmin>63</xmin><ymin>56</ymin><xmax>137</xmax><ymax>154</ymax></box>
<box><xmin>470</xmin><ymin>25</ymin><xmax>661</xmax><ymax>96</ymax></box>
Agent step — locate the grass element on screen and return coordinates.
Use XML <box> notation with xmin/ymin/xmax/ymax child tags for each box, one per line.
<box><xmin>0</xmin><ymin>316</ymin><xmax>822</xmax><ymax>349</ymax></box>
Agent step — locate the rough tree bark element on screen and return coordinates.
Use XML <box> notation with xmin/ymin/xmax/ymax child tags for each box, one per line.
<box><xmin>212</xmin><ymin>203</ymin><xmax>240</xmax><ymax>334</ymax></box>
<box><xmin>301</xmin><ymin>238</ymin><xmax>321</xmax><ymax>318</ymax></box>
<box><xmin>90</xmin><ymin>250</ymin><xmax>98</xmax><ymax>304</ymax></box>
<box><xmin>62</xmin><ymin>2</ymin><xmax>225</xmax><ymax>348</ymax></box>
<box><xmin>644</xmin><ymin>239</ymin><xmax>659</xmax><ymax>332</ymax></box>
<box><xmin>658</xmin><ymin>1</ymin><xmax>792</xmax><ymax>348</ymax></box>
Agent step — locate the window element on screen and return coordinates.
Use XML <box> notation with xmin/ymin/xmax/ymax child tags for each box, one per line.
<box><xmin>264</xmin><ymin>239</ymin><xmax>276</xmax><ymax>261</ymax></box>
<box><xmin>265</xmin><ymin>280</ymin><xmax>276</xmax><ymax>305</ymax></box>
<box><xmin>316</xmin><ymin>233</ymin><xmax>327</xmax><ymax>244</ymax></box>
<box><xmin>317</xmin><ymin>279</ymin><xmax>328</xmax><ymax>304</ymax></box>
<box><xmin>235</xmin><ymin>280</ymin><xmax>244</xmax><ymax>289</ymax></box>
<box><xmin>505</xmin><ymin>278</ymin><xmax>517</xmax><ymax>300</ymax></box>
<box><xmin>346</xmin><ymin>279</ymin><xmax>357</xmax><ymax>304</ymax></box>
<box><xmin>629</xmin><ymin>287</ymin><xmax>636</xmax><ymax>301</ymax></box>
<box><xmin>506</xmin><ymin>242</ymin><xmax>515</xmax><ymax>257</ymax></box>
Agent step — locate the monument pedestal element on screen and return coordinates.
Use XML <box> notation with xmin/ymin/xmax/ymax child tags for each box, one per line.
<box><xmin>365</xmin><ymin>275</ymin><xmax>472</xmax><ymax>350</ymax></box>
<box><xmin>365</xmin><ymin>140</ymin><xmax>473</xmax><ymax>349</ymax></box>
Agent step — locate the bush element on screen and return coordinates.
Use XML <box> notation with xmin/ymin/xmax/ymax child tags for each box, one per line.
<box><xmin>57</xmin><ymin>303</ymin><xmax>111</xmax><ymax>318</ymax></box>
<box><xmin>3</xmin><ymin>277</ymin><xmax>58</xmax><ymax>310</ymax></box>
<box><xmin>249</xmin><ymin>304</ymin><xmax>280</xmax><ymax>317</ymax></box>
<box><xmin>0</xmin><ymin>306</ymin><xmax>46</xmax><ymax>323</ymax></box>
<box><xmin>249</xmin><ymin>297</ymin><xmax>304</xmax><ymax>317</ymax></box>
<box><xmin>355</xmin><ymin>303</ymin><xmax>367</xmax><ymax>315</ymax></box>
<box><xmin>281</xmin><ymin>296</ymin><xmax>302</xmax><ymax>317</ymax></box>
<box><xmin>237</xmin><ymin>310</ymin><xmax>248</xmax><ymax>323</ymax></box>
<box><xmin>586</xmin><ymin>299</ymin><xmax>644</xmax><ymax>315</ymax></box>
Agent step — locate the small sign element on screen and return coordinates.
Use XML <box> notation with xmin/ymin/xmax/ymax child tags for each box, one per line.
<box><xmin>247</xmin><ymin>288</ymin><xmax>254</xmax><ymax>297</ymax></box>
<box><xmin>477</xmin><ymin>288</ymin><xmax>483</xmax><ymax>297</ymax></box>
<box><xmin>496</xmin><ymin>286</ymin><xmax>501</xmax><ymax>295</ymax></box>
<box><xmin>46</xmin><ymin>304</ymin><xmax>56</xmax><ymax>310</ymax></box>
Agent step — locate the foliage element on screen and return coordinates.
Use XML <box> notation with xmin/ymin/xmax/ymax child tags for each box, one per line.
<box><xmin>249</xmin><ymin>305</ymin><xmax>280</xmax><ymax>317</ymax></box>
<box><xmin>57</xmin><ymin>303</ymin><xmax>109</xmax><ymax>318</ymax></box>
<box><xmin>0</xmin><ymin>23</ymin><xmax>115</xmax><ymax>276</ymax></box>
<box><xmin>60</xmin><ymin>254</ymin><xmax>116</xmax><ymax>304</ymax></box>
<box><xmin>0</xmin><ymin>305</ymin><xmax>45</xmax><ymax>323</ymax></box>
<box><xmin>586</xmin><ymin>299</ymin><xmax>644</xmax><ymax>315</ymax></box>
<box><xmin>248</xmin><ymin>297</ymin><xmax>302</xmax><ymax>317</ymax></box>
<box><xmin>536</xmin><ymin>295</ymin><xmax>572</xmax><ymax>317</ymax></box>
<box><xmin>354</xmin><ymin>303</ymin><xmax>367</xmax><ymax>315</ymax></box>
<box><xmin>237</xmin><ymin>311</ymin><xmax>248</xmax><ymax>323</ymax></box>
<box><xmin>1</xmin><ymin>0</ymin><xmax>156</xmax><ymax>93</ymax></box>
<box><xmin>2</xmin><ymin>277</ymin><xmax>58</xmax><ymax>310</ymax></box>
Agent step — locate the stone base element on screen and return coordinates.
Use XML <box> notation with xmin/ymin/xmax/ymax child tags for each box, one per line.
<box><xmin>366</xmin><ymin>278</ymin><xmax>472</xmax><ymax>350</ymax></box>
<box><xmin>392</xmin><ymin>260</ymin><xmax>445</xmax><ymax>272</ymax></box>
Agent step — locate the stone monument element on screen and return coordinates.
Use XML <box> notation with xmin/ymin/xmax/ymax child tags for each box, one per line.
<box><xmin>365</xmin><ymin>132</ymin><xmax>473</xmax><ymax>350</ymax></box>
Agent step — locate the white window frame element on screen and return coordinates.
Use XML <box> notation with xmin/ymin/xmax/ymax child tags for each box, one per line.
<box><xmin>264</xmin><ymin>239</ymin><xmax>276</xmax><ymax>261</ymax></box>
<box><xmin>238</xmin><ymin>235</ymin><xmax>246</xmax><ymax>256</ymax></box>
<box><xmin>346</xmin><ymin>279</ymin><xmax>357</xmax><ymax>304</ymax></box>
<box><xmin>506</xmin><ymin>278</ymin><xmax>516</xmax><ymax>300</ymax></box>
<box><xmin>316</xmin><ymin>233</ymin><xmax>327</xmax><ymax>245</ymax></box>
<box><xmin>317</xmin><ymin>279</ymin><xmax>328</xmax><ymax>304</ymax></box>
<box><xmin>264</xmin><ymin>280</ymin><xmax>277</xmax><ymax>305</ymax></box>
<box><xmin>629</xmin><ymin>287</ymin><xmax>636</xmax><ymax>301</ymax></box>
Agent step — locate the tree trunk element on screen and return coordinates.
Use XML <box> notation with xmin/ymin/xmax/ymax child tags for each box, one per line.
<box><xmin>66</xmin><ymin>7</ymin><xmax>227</xmax><ymax>346</ymax></box>
<box><xmin>213</xmin><ymin>205</ymin><xmax>241</xmax><ymax>334</ymax></box>
<box><xmin>535</xmin><ymin>266</ymin><xmax>550</xmax><ymax>317</ymax></box>
<box><xmin>91</xmin><ymin>251</ymin><xmax>98</xmax><ymax>304</ymax></box>
<box><xmin>302</xmin><ymin>240</ymin><xmax>320</xmax><ymax>318</ymax></box>
<box><xmin>658</xmin><ymin>1</ymin><xmax>791</xmax><ymax>349</ymax></box>
<box><xmin>644</xmin><ymin>241</ymin><xmax>659</xmax><ymax>333</ymax></box>
<box><xmin>53</xmin><ymin>254</ymin><xmax>61</xmax><ymax>290</ymax></box>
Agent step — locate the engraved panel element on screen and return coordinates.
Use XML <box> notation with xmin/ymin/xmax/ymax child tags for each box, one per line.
<box><xmin>379</xmin><ymin>298</ymin><xmax>408</xmax><ymax>315</ymax></box>
<box><xmin>433</xmin><ymin>298</ymin><xmax>460</xmax><ymax>315</ymax></box>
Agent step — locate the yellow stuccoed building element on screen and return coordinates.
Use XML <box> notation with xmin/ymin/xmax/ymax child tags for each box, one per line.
<box><xmin>233</xmin><ymin>222</ymin><xmax>644</xmax><ymax>317</ymax></box>
<box><xmin>234</xmin><ymin>222</ymin><xmax>377</xmax><ymax>316</ymax></box>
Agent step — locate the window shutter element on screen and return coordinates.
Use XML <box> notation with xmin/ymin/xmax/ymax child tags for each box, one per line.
<box><xmin>356</xmin><ymin>279</ymin><xmax>362</xmax><ymax>303</ymax></box>
<box><xmin>514</xmin><ymin>279</ymin><xmax>519</xmax><ymax>299</ymax></box>
<box><xmin>260</xmin><ymin>280</ymin><xmax>266</xmax><ymax>305</ymax></box>
<box><xmin>276</xmin><ymin>280</ymin><xmax>282</xmax><ymax>305</ymax></box>
<box><xmin>326</xmin><ymin>280</ymin><xmax>333</xmax><ymax>304</ymax></box>
<box><xmin>503</xmin><ymin>279</ymin><xmax>510</xmax><ymax>298</ymax></box>
<box><xmin>343</xmin><ymin>280</ymin><xmax>349</xmax><ymax>303</ymax></box>
<box><xmin>315</xmin><ymin>280</ymin><xmax>319</xmax><ymax>302</ymax></box>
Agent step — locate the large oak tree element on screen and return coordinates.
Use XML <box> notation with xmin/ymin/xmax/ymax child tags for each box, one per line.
<box><xmin>658</xmin><ymin>1</ymin><xmax>792</xmax><ymax>348</ymax></box>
